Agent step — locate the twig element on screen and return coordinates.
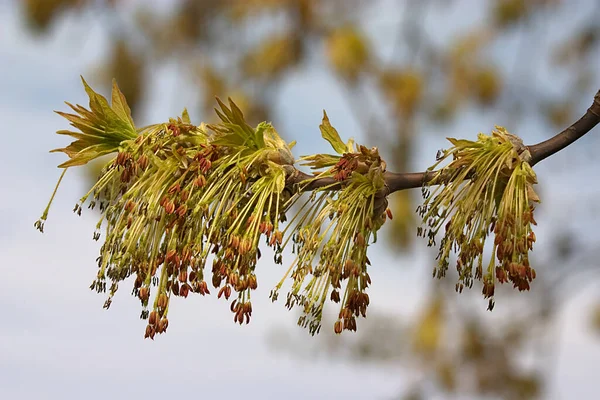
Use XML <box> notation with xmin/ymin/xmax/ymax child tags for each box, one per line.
<box><xmin>287</xmin><ymin>89</ymin><xmax>600</xmax><ymax>196</ymax></box>
<box><xmin>528</xmin><ymin>89</ymin><xmax>600</xmax><ymax>166</ymax></box>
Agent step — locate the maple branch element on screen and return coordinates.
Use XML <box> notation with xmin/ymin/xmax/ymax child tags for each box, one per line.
<box><xmin>288</xmin><ymin>89</ymin><xmax>600</xmax><ymax>196</ymax></box>
<box><xmin>528</xmin><ymin>89</ymin><xmax>600</xmax><ymax>166</ymax></box>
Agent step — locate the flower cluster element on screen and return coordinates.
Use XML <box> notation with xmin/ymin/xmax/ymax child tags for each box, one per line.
<box><xmin>37</xmin><ymin>78</ymin><xmax>298</xmax><ymax>338</ymax></box>
<box><xmin>417</xmin><ymin>127</ymin><xmax>540</xmax><ymax>310</ymax></box>
<box><xmin>270</xmin><ymin>115</ymin><xmax>390</xmax><ymax>335</ymax></box>
<box><xmin>38</xmin><ymin>78</ymin><xmax>544</xmax><ymax>337</ymax></box>
<box><xmin>37</xmin><ymin>78</ymin><xmax>392</xmax><ymax>337</ymax></box>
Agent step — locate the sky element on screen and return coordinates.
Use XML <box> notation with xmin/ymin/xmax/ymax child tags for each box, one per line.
<box><xmin>1</xmin><ymin>1</ymin><xmax>600</xmax><ymax>399</ymax></box>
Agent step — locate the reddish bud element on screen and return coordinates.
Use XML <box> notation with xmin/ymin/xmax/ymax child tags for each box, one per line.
<box><xmin>124</xmin><ymin>199</ymin><xmax>136</xmax><ymax>213</ymax></box>
<box><xmin>180</xmin><ymin>190</ymin><xmax>189</xmax><ymax>202</ymax></box>
<box><xmin>178</xmin><ymin>270</ymin><xmax>188</xmax><ymax>283</ymax></box>
<box><xmin>137</xmin><ymin>154</ymin><xmax>149</xmax><ymax>170</ymax></box>
<box><xmin>168</xmin><ymin>183</ymin><xmax>181</xmax><ymax>194</ymax></box>
<box><xmin>199</xmin><ymin>281</ymin><xmax>210</xmax><ymax>295</ymax></box>
<box><xmin>157</xmin><ymin>293</ymin><xmax>168</xmax><ymax>309</ymax></box>
<box><xmin>355</xmin><ymin>232</ymin><xmax>365</xmax><ymax>247</ymax></box>
<box><xmin>158</xmin><ymin>318</ymin><xmax>169</xmax><ymax>333</ymax></box>
<box><xmin>166</xmin><ymin>249</ymin><xmax>177</xmax><ymax>263</ymax></box>
<box><xmin>139</xmin><ymin>287</ymin><xmax>150</xmax><ymax>303</ymax></box>
<box><xmin>176</xmin><ymin>204</ymin><xmax>188</xmax><ymax>218</ymax></box>
<box><xmin>144</xmin><ymin>324</ymin><xmax>154</xmax><ymax>339</ymax></box>
<box><xmin>248</xmin><ymin>275</ymin><xmax>258</xmax><ymax>290</ymax></box>
<box><xmin>330</xmin><ymin>290</ymin><xmax>340</xmax><ymax>303</ymax></box>
<box><xmin>149</xmin><ymin>310</ymin><xmax>158</xmax><ymax>325</ymax></box>
<box><xmin>159</xmin><ymin>196</ymin><xmax>169</xmax><ymax>208</ymax></box>
<box><xmin>180</xmin><ymin>283</ymin><xmax>189</xmax><ymax>298</ymax></box>
<box><xmin>334</xmin><ymin>320</ymin><xmax>343</xmax><ymax>334</ymax></box>
<box><xmin>385</xmin><ymin>208</ymin><xmax>393</xmax><ymax>220</ymax></box>
<box><xmin>164</xmin><ymin>201</ymin><xmax>175</xmax><ymax>214</ymax></box>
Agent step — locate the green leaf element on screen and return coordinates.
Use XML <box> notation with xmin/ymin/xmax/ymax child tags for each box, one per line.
<box><xmin>212</xmin><ymin>98</ymin><xmax>263</xmax><ymax>150</ymax></box>
<box><xmin>447</xmin><ymin>137</ymin><xmax>476</xmax><ymax>149</ymax></box>
<box><xmin>110</xmin><ymin>79</ymin><xmax>135</xmax><ymax>128</ymax></box>
<box><xmin>52</xmin><ymin>78</ymin><xmax>139</xmax><ymax>167</ymax></box>
<box><xmin>81</xmin><ymin>77</ymin><xmax>136</xmax><ymax>140</ymax></box>
<box><xmin>208</xmin><ymin>131</ymin><xmax>246</xmax><ymax>147</ymax></box>
<box><xmin>300</xmin><ymin>153</ymin><xmax>340</xmax><ymax>169</ymax></box>
<box><xmin>181</xmin><ymin>108</ymin><xmax>191</xmax><ymax>124</ymax></box>
<box><xmin>320</xmin><ymin>111</ymin><xmax>347</xmax><ymax>154</ymax></box>
<box><xmin>346</xmin><ymin>137</ymin><xmax>355</xmax><ymax>153</ymax></box>
<box><xmin>55</xmin><ymin>143</ymin><xmax>119</xmax><ymax>168</ymax></box>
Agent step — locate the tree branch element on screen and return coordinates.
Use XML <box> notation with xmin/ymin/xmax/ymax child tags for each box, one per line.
<box><xmin>287</xmin><ymin>89</ymin><xmax>600</xmax><ymax>197</ymax></box>
<box><xmin>528</xmin><ymin>89</ymin><xmax>600</xmax><ymax>166</ymax></box>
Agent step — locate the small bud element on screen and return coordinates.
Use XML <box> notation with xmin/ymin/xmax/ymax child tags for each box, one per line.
<box><xmin>178</xmin><ymin>270</ymin><xmax>188</xmax><ymax>283</ymax></box>
<box><xmin>164</xmin><ymin>200</ymin><xmax>175</xmax><ymax>214</ymax></box>
<box><xmin>386</xmin><ymin>208</ymin><xmax>393</xmax><ymax>220</ymax></box>
<box><xmin>355</xmin><ymin>232</ymin><xmax>365</xmax><ymax>247</ymax></box>
<box><xmin>158</xmin><ymin>318</ymin><xmax>169</xmax><ymax>333</ymax></box>
<box><xmin>159</xmin><ymin>196</ymin><xmax>169</xmax><ymax>207</ymax></box>
<box><xmin>144</xmin><ymin>324</ymin><xmax>154</xmax><ymax>339</ymax></box>
<box><xmin>180</xmin><ymin>283</ymin><xmax>189</xmax><ymax>298</ymax></box>
<box><xmin>176</xmin><ymin>204</ymin><xmax>188</xmax><ymax>218</ymax></box>
<box><xmin>193</xmin><ymin>175</ymin><xmax>206</xmax><ymax>188</ymax></box>
<box><xmin>124</xmin><ymin>199</ymin><xmax>136</xmax><ymax>213</ymax></box>
<box><xmin>137</xmin><ymin>154</ymin><xmax>149</xmax><ymax>170</ymax></box>
<box><xmin>180</xmin><ymin>190</ymin><xmax>189</xmax><ymax>202</ymax></box>
<box><xmin>166</xmin><ymin>249</ymin><xmax>177</xmax><ymax>263</ymax></box>
<box><xmin>330</xmin><ymin>290</ymin><xmax>340</xmax><ymax>303</ymax></box>
<box><xmin>248</xmin><ymin>275</ymin><xmax>258</xmax><ymax>290</ymax></box>
<box><xmin>149</xmin><ymin>310</ymin><xmax>158</xmax><ymax>325</ymax></box>
<box><xmin>199</xmin><ymin>280</ymin><xmax>210</xmax><ymax>295</ymax></box>
<box><xmin>157</xmin><ymin>293</ymin><xmax>168</xmax><ymax>309</ymax></box>
<box><xmin>334</xmin><ymin>320</ymin><xmax>343</xmax><ymax>334</ymax></box>
<box><xmin>139</xmin><ymin>287</ymin><xmax>150</xmax><ymax>303</ymax></box>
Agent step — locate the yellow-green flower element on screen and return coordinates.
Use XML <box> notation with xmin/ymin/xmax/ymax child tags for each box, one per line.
<box><xmin>418</xmin><ymin>126</ymin><xmax>539</xmax><ymax>310</ymax></box>
<box><xmin>37</xmin><ymin>80</ymin><xmax>298</xmax><ymax>338</ymax></box>
<box><xmin>271</xmin><ymin>113</ymin><xmax>390</xmax><ymax>335</ymax></box>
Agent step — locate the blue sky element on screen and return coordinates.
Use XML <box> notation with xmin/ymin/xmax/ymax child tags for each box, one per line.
<box><xmin>1</xmin><ymin>1</ymin><xmax>600</xmax><ymax>399</ymax></box>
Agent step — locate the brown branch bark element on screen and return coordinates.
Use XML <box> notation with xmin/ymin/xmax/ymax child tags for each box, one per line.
<box><xmin>528</xmin><ymin>90</ymin><xmax>600</xmax><ymax>166</ymax></box>
<box><xmin>287</xmin><ymin>89</ymin><xmax>600</xmax><ymax>195</ymax></box>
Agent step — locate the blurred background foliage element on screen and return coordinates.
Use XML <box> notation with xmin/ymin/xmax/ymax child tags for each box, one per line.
<box><xmin>19</xmin><ymin>0</ymin><xmax>600</xmax><ymax>398</ymax></box>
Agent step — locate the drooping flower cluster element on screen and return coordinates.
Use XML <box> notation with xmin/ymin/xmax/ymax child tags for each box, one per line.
<box><xmin>37</xmin><ymin>78</ymin><xmax>298</xmax><ymax>338</ymax></box>
<box><xmin>38</xmin><ymin>77</ymin><xmax>545</xmax><ymax>337</ymax></box>
<box><xmin>270</xmin><ymin>114</ymin><xmax>390</xmax><ymax>335</ymax></box>
<box><xmin>37</xmin><ymin>78</ymin><xmax>391</xmax><ymax>338</ymax></box>
<box><xmin>417</xmin><ymin>127</ymin><xmax>540</xmax><ymax>310</ymax></box>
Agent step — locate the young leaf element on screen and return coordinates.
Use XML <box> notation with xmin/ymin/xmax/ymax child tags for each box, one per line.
<box><xmin>446</xmin><ymin>137</ymin><xmax>476</xmax><ymax>148</ymax></box>
<box><xmin>181</xmin><ymin>108</ymin><xmax>191</xmax><ymax>124</ymax></box>
<box><xmin>346</xmin><ymin>137</ymin><xmax>355</xmax><ymax>153</ymax></box>
<box><xmin>300</xmin><ymin>154</ymin><xmax>341</xmax><ymax>169</ymax></box>
<box><xmin>52</xmin><ymin>78</ymin><xmax>138</xmax><ymax>167</ymax></box>
<box><xmin>320</xmin><ymin>111</ymin><xmax>347</xmax><ymax>154</ymax></box>
<box><xmin>110</xmin><ymin>79</ymin><xmax>135</xmax><ymax>128</ymax></box>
